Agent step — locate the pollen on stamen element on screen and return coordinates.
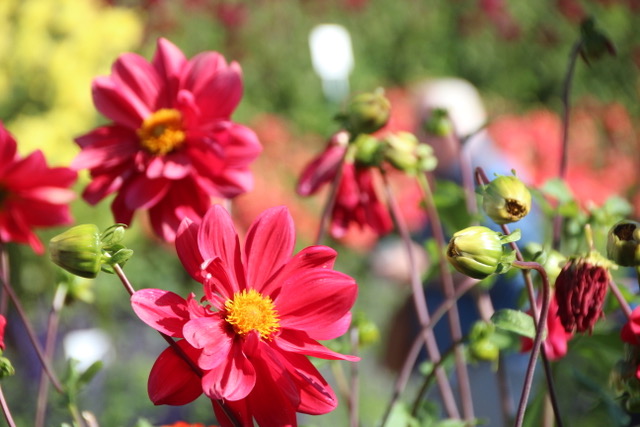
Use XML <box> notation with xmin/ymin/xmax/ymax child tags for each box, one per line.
<box><xmin>137</xmin><ymin>109</ymin><xmax>186</xmax><ymax>156</ymax></box>
<box><xmin>224</xmin><ymin>289</ymin><xmax>280</xmax><ymax>340</ymax></box>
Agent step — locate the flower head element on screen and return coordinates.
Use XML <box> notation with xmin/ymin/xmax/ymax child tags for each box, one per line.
<box><xmin>131</xmin><ymin>205</ymin><xmax>358</xmax><ymax>426</ymax></box>
<box><xmin>0</xmin><ymin>123</ymin><xmax>76</xmax><ymax>254</ymax></box>
<box><xmin>554</xmin><ymin>255</ymin><xmax>611</xmax><ymax>334</ymax></box>
<box><xmin>481</xmin><ymin>174</ymin><xmax>531</xmax><ymax>225</ymax></box>
<box><xmin>73</xmin><ymin>38</ymin><xmax>261</xmax><ymax>242</ymax></box>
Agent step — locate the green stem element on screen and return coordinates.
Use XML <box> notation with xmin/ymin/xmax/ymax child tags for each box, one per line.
<box><xmin>416</xmin><ymin>172</ymin><xmax>475</xmax><ymax>421</ymax></box>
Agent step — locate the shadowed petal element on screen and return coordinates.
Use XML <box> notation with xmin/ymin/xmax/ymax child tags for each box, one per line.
<box><xmin>183</xmin><ymin>316</ymin><xmax>233</xmax><ymax>370</ymax></box>
<box><xmin>202</xmin><ymin>343</ymin><xmax>256</xmax><ymax>401</ymax></box>
<box><xmin>148</xmin><ymin>340</ymin><xmax>202</xmax><ymax>405</ymax></box>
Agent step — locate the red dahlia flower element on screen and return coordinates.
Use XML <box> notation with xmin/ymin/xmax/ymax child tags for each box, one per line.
<box><xmin>73</xmin><ymin>38</ymin><xmax>261</xmax><ymax>242</ymax></box>
<box><xmin>0</xmin><ymin>314</ymin><xmax>6</xmax><ymax>350</ymax></box>
<box><xmin>296</xmin><ymin>131</ymin><xmax>393</xmax><ymax>239</ymax></box>
<box><xmin>554</xmin><ymin>256</ymin><xmax>611</xmax><ymax>334</ymax></box>
<box><xmin>621</xmin><ymin>307</ymin><xmax>640</xmax><ymax>347</ymax></box>
<box><xmin>131</xmin><ymin>205</ymin><xmax>359</xmax><ymax>426</ymax></box>
<box><xmin>521</xmin><ymin>294</ymin><xmax>573</xmax><ymax>360</ymax></box>
<box><xmin>0</xmin><ymin>124</ymin><xmax>76</xmax><ymax>254</ymax></box>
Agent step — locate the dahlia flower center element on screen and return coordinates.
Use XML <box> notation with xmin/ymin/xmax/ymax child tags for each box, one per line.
<box><xmin>137</xmin><ymin>109</ymin><xmax>186</xmax><ymax>156</ymax></box>
<box><xmin>224</xmin><ymin>289</ymin><xmax>280</xmax><ymax>340</ymax></box>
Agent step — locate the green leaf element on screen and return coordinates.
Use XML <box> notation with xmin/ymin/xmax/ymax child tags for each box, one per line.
<box><xmin>491</xmin><ymin>308</ymin><xmax>538</xmax><ymax>339</ymax></box>
<box><xmin>500</xmin><ymin>229</ymin><xmax>521</xmax><ymax>244</ymax></box>
<box><xmin>541</xmin><ymin>178</ymin><xmax>574</xmax><ymax>204</ymax></box>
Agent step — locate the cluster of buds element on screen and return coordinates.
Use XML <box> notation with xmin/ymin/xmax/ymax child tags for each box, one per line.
<box><xmin>338</xmin><ymin>89</ymin><xmax>391</xmax><ymax>136</ymax></box>
<box><xmin>481</xmin><ymin>174</ymin><xmax>531</xmax><ymax>225</ymax></box>
<box><xmin>446</xmin><ymin>226</ymin><xmax>520</xmax><ymax>280</ymax></box>
<box><xmin>49</xmin><ymin>224</ymin><xmax>133</xmax><ymax>279</ymax></box>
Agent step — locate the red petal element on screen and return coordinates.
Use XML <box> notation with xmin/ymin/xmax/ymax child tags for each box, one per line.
<box><xmin>296</xmin><ymin>138</ymin><xmax>346</xmax><ymax>196</ymax></box>
<box><xmin>176</xmin><ymin>217</ymin><xmax>205</xmax><ymax>281</ymax></box>
<box><xmin>183</xmin><ymin>316</ymin><xmax>233</xmax><ymax>370</ymax></box>
<box><xmin>276</xmin><ymin>329</ymin><xmax>359</xmax><ymax>362</ymax></box>
<box><xmin>92</xmin><ymin>76</ymin><xmax>149</xmax><ymax>129</ymax></box>
<box><xmin>148</xmin><ymin>340</ymin><xmax>202</xmax><ymax>405</ymax></box>
<box><xmin>286</xmin><ymin>352</ymin><xmax>339</xmax><ymax>415</ymax></box>
<box><xmin>153</xmin><ymin>38</ymin><xmax>187</xmax><ymax>107</ymax></box>
<box><xmin>111</xmin><ymin>52</ymin><xmax>161</xmax><ymax>111</ymax></box>
<box><xmin>131</xmin><ymin>289</ymin><xmax>189</xmax><ymax>337</ymax></box>
<box><xmin>201</xmin><ymin>343</ymin><xmax>256</xmax><ymax>401</ymax></box>
<box><xmin>275</xmin><ymin>269</ymin><xmax>357</xmax><ymax>337</ymax></box>
<box><xmin>244</xmin><ymin>206</ymin><xmax>295</xmax><ymax>292</ymax></box>
<box><xmin>123</xmin><ymin>175</ymin><xmax>170</xmax><ymax>210</ymax></box>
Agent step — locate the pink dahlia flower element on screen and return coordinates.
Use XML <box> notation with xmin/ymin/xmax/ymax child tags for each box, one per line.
<box><xmin>0</xmin><ymin>124</ymin><xmax>76</xmax><ymax>254</ymax></box>
<box><xmin>73</xmin><ymin>38</ymin><xmax>261</xmax><ymax>242</ymax></box>
<box><xmin>297</xmin><ymin>131</ymin><xmax>393</xmax><ymax>239</ymax></box>
<box><xmin>131</xmin><ymin>205</ymin><xmax>358</xmax><ymax>426</ymax></box>
<box><xmin>521</xmin><ymin>294</ymin><xmax>573</xmax><ymax>360</ymax></box>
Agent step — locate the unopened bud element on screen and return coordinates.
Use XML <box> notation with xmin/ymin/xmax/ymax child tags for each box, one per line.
<box><xmin>423</xmin><ymin>108</ymin><xmax>453</xmax><ymax>137</ymax></box>
<box><xmin>0</xmin><ymin>356</ymin><xmax>14</xmax><ymax>379</ymax></box>
<box><xmin>49</xmin><ymin>224</ymin><xmax>102</xmax><ymax>278</ymax></box>
<box><xmin>468</xmin><ymin>321</ymin><xmax>500</xmax><ymax>362</ymax></box>
<box><xmin>607</xmin><ymin>220</ymin><xmax>640</xmax><ymax>267</ymax></box>
<box><xmin>482</xmin><ymin>174</ymin><xmax>531</xmax><ymax>225</ymax></box>
<box><xmin>383</xmin><ymin>132</ymin><xmax>437</xmax><ymax>174</ymax></box>
<box><xmin>352</xmin><ymin>134</ymin><xmax>384</xmax><ymax>167</ymax></box>
<box><xmin>447</xmin><ymin>226</ymin><xmax>511</xmax><ymax>280</ymax></box>
<box><xmin>341</xmin><ymin>90</ymin><xmax>391</xmax><ymax>135</ymax></box>
<box><xmin>580</xmin><ymin>17</ymin><xmax>616</xmax><ymax>66</ymax></box>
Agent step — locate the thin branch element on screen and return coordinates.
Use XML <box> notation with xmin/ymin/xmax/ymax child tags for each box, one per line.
<box><xmin>349</xmin><ymin>326</ymin><xmax>360</xmax><ymax>427</ymax></box>
<box><xmin>0</xmin><ymin>384</ymin><xmax>16</xmax><ymax>427</ymax></box>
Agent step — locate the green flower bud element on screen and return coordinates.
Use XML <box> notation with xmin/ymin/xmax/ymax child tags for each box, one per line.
<box><xmin>49</xmin><ymin>224</ymin><xmax>102</xmax><ymax>279</ymax></box>
<box><xmin>0</xmin><ymin>355</ymin><xmax>14</xmax><ymax>379</ymax></box>
<box><xmin>607</xmin><ymin>220</ymin><xmax>640</xmax><ymax>267</ymax></box>
<box><xmin>353</xmin><ymin>134</ymin><xmax>384</xmax><ymax>167</ymax></box>
<box><xmin>446</xmin><ymin>226</ymin><xmax>505</xmax><ymax>279</ymax></box>
<box><xmin>468</xmin><ymin>321</ymin><xmax>500</xmax><ymax>362</ymax></box>
<box><xmin>482</xmin><ymin>175</ymin><xmax>531</xmax><ymax>225</ymax></box>
<box><xmin>423</xmin><ymin>108</ymin><xmax>453</xmax><ymax>137</ymax></box>
<box><xmin>579</xmin><ymin>17</ymin><xmax>616</xmax><ymax>66</ymax></box>
<box><xmin>382</xmin><ymin>132</ymin><xmax>438</xmax><ymax>174</ymax></box>
<box><xmin>340</xmin><ymin>90</ymin><xmax>391</xmax><ymax>135</ymax></box>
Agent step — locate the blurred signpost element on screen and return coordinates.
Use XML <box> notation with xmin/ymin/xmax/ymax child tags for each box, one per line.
<box><xmin>309</xmin><ymin>24</ymin><xmax>354</xmax><ymax>103</ymax></box>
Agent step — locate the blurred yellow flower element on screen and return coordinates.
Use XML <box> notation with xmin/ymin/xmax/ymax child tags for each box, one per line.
<box><xmin>0</xmin><ymin>0</ymin><xmax>143</xmax><ymax>165</ymax></box>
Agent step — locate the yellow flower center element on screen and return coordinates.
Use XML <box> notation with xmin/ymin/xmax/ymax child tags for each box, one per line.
<box><xmin>225</xmin><ymin>289</ymin><xmax>280</xmax><ymax>340</ymax></box>
<box><xmin>136</xmin><ymin>109</ymin><xmax>186</xmax><ymax>155</ymax></box>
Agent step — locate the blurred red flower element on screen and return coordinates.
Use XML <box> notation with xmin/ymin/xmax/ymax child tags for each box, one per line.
<box><xmin>0</xmin><ymin>124</ymin><xmax>76</xmax><ymax>254</ymax></box>
<box><xmin>131</xmin><ymin>205</ymin><xmax>358</xmax><ymax>426</ymax></box>
<box><xmin>521</xmin><ymin>294</ymin><xmax>573</xmax><ymax>360</ymax></box>
<box><xmin>297</xmin><ymin>131</ymin><xmax>393</xmax><ymax>240</ymax></box>
<box><xmin>0</xmin><ymin>314</ymin><xmax>6</xmax><ymax>350</ymax></box>
<box><xmin>73</xmin><ymin>38</ymin><xmax>261</xmax><ymax>242</ymax></box>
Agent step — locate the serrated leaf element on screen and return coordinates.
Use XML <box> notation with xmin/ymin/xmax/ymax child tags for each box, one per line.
<box><xmin>491</xmin><ymin>308</ymin><xmax>538</xmax><ymax>339</ymax></box>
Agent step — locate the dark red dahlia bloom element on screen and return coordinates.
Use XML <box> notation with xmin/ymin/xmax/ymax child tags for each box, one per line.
<box><xmin>296</xmin><ymin>131</ymin><xmax>393</xmax><ymax>239</ymax></box>
<box><xmin>131</xmin><ymin>205</ymin><xmax>358</xmax><ymax>426</ymax></box>
<box><xmin>554</xmin><ymin>258</ymin><xmax>610</xmax><ymax>334</ymax></box>
<box><xmin>73</xmin><ymin>38</ymin><xmax>261</xmax><ymax>242</ymax></box>
<box><xmin>521</xmin><ymin>293</ymin><xmax>573</xmax><ymax>360</ymax></box>
<box><xmin>0</xmin><ymin>124</ymin><xmax>76</xmax><ymax>254</ymax></box>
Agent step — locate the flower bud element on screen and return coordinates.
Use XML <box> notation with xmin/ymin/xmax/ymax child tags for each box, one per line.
<box><xmin>352</xmin><ymin>134</ymin><xmax>384</xmax><ymax>167</ymax></box>
<box><xmin>579</xmin><ymin>17</ymin><xmax>616</xmax><ymax>66</ymax></box>
<box><xmin>0</xmin><ymin>356</ymin><xmax>14</xmax><ymax>379</ymax></box>
<box><xmin>482</xmin><ymin>175</ymin><xmax>531</xmax><ymax>225</ymax></box>
<box><xmin>468</xmin><ymin>321</ymin><xmax>500</xmax><ymax>362</ymax></box>
<box><xmin>341</xmin><ymin>90</ymin><xmax>391</xmax><ymax>135</ymax></box>
<box><xmin>49</xmin><ymin>224</ymin><xmax>102</xmax><ymax>279</ymax></box>
<box><xmin>423</xmin><ymin>108</ymin><xmax>453</xmax><ymax>137</ymax></box>
<box><xmin>607</xmin><ymin>220</ymin><xmax>640</xmax><ymax>267</ymax></box>
<box><xmin>383</xmin><ymin>132</ymin><xmax>437</xmax><ymax>173</ymax></box>
<box><xmin>446</xmin><ymin>226</ymin><xmax>505</xmax><ymax>279</ymax></box>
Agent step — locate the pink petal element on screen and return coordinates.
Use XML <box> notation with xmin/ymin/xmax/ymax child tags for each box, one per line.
<box><xmin>153</xmin><ymin>38</ymin><xmax>187</xmax><ymax>107</ymax></box>
<box><xmin>198</xmin><ymin>204</ymin><xmax>245</xmax><ymax>287</ymax></box>
<box><xmin>276</xmin><ymin>269</ymin><xmax>357</xmax><ymax>337</ymax></box>
<box><xmin>306</xmin><ymin>312</ymin><xmax>352</xmax><ymax>341</ymax></box>
<box><xmin>285</xmin><ymin>351</ymin><xmax>339</xmax><ymax>415</ymax></box>
<box><xmin>176</xmin><ymin>217</ymin><xmax>206</xmax><ymax>281</ymax></box>
<box><xmin>92</xmin><ymin>76</ymin><xmax>150</xmax><ymax>129</ymax></box>
<box><xmin>148</xmin><ymin>340</ymin><xmax>203</xmax><ymax>405</ymax></box>
<box><xmin>201</xmin><ymin>342</ymin><xmax>256</xmax><ymax>401</ymax></box>
<box><xmin>83</xmin><ymin>172</ymin><xmax>126</xmax><ymax>205</ymax></box>
<box><xmin>296</xmin><ymin>136</ymin><xmax>347</xmax><ymax>196</ymax></box>
<box><xmin>123</xmin><ymin>175</ymin><xmax>169</xmax><ymax>210</ymax></box>
<box><xmin>183</xmin><ymin>316</ymin><xmax>233</xmax><ymax>369</ymax></box>
<box><xmin>0</xmin><ymin>125</ymin><xmax>17</xmax><ymax>170</ymax></box>
<box><xmin>275</xmin><ymin>329</ymin><xmax>359</xmax><ymax>362</ymax></box>
<box><xmin>244</xmin><ymin>206</ymin><xmax>295</xmax><ymax>292</ymax></box>
<box><xmin>111</xmin><ymin>52</ymin><xmax>161</xmax><ymax>111</ymax></box>
<box><xmin>201</xmin><ymin>256</ymin><xmax>241</xmax><ymax>303</ymax></box>
<box><xmin>131</xmin><ymin>289</ymin><xmax>189</xmax><ymax>337</ymax></box>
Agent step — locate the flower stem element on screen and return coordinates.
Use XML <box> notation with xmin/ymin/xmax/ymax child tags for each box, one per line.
<box><xmin>416</xmin><ymin>172</ymin><xmax>475</xmax><ymax>421</ymax></box>
<box><xmin>511</xmin><ymin>260</ymin><xmax>551</xmax><ymax>427</ymax></box>
<box><xmin>349</xmin><ymin>326</ymin><xmax>360</xmax><ymax>427</ymax></box>
<box><xmin>113</xmin><ymin>264</ymin><xmax>241</xmax><ymax>427</ymax></box>
<box><xmin>380</xmin><ymin>170</ymin><xmax>461</xmax><ymax>420</ymax></box>
<box><xmin>609</xmin><ymin>279</ymin><xmax>633</xmax><ymax>320</ymax></box>
<box><xmin>0</xmin><ymin>384</ymin><xmax>16</xmax><ymax>427</ymax></box>
<box><xmin>35</xmin><ymin>283</ymin><xmax>68</xmax><ymax>427</ymax></box>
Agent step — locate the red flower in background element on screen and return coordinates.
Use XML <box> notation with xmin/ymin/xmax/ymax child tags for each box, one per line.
<box><xmin>521</xmin><ymin>294</ymin><xmax>573</xmax><ymax>360</ymax></box>
<box><xmin>131</xmin><ymin>205</ymin><xmax>358</xmax><ymax>426</ymax></box>
<box><xmin>296</xmin><ymin>131</ymin><xmax>393</xmax><ymax>240</ymax></box>
<box><xmin>0</xmin><ymin>124</ymin><xmax>76</xmax><ymax>254</ymax></box>
<box><xmin>73</xmin><ymin>38</ymin><xmax>261</xmax><ymax>242</ymax></box>
<box><xmin>0</xmin><ymin>314</ymin><xmax>6</xmax><ymax>350</ymax></box>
